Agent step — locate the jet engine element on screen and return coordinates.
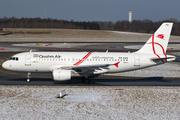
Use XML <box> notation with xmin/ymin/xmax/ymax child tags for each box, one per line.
<box><xmin>52</xmin><ymin>69</ymin><xmax>71</xmax><ymax>81</ymax></box>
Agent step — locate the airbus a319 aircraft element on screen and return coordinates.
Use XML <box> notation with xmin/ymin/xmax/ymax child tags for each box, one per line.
<box><xmin>2</xmin><ymin>23</ymin><xmax>176</xmax><ymax>84</ymax></box>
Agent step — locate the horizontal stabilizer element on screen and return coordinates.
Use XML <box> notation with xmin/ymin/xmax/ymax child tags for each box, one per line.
<box><xmin>151</xmin><ymin>57</ymin><xmax>176</xmax><ymax>62</ymax></box>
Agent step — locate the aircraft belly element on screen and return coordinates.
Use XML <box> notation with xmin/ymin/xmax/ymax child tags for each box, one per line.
<box><xmin>107</xmin><ymin>60</ymin><xmax>156</xmax><ymax>73</ymax></box>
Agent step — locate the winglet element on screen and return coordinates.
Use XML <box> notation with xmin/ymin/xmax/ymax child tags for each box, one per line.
<box><xmin>113</xmin><ymin>62</ymin><xmax>120</xmax><ymax>68</ymax></box>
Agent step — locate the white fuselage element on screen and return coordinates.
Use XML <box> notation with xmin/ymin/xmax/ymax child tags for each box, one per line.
<box><xmin>2</xmin><ymin>51</ymin><xmax>174</xmax><ymax>74</ymax></box>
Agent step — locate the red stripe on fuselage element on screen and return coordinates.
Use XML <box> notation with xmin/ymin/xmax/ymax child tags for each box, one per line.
<box><xmin>73</xmin><ymin>52</ymin><xmax>92</xmax><ymax>66</ymax></box>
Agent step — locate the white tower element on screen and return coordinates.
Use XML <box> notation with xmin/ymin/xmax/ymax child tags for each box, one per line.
<box><xmin>129</xmin><ymin>9</ymin><xmax>132</xmax><ymax>23</ymax></box>
<box><xmin>44</xmin><ymin>8</ymin><xmax>46</xmax><ymax>19</ymax></box>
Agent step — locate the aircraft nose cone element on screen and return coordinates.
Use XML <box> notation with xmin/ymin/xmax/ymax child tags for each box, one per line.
<box><xmin>2</xmin><ymin>61</ymin><xmax>9</xmax><ymax>69</ymax></box>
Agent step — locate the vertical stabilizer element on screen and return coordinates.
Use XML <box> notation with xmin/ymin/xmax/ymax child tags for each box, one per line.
<box><xmin>136</xmin><ymin>23</ymin><xmax>173</xmax><ymax>54</ymax></box>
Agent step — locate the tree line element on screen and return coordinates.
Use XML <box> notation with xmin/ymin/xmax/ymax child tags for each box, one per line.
<box><xmin>96</xmin><ymin>19</ymin><xmax>180</xmax><ymax>36</ymax></box>
<box><xmin>1</xmin><ymin>17</ymin><xmax>180</xmax><ymax>36</ymax></box>
<box><xmin>0</xmin><ymin>17</ymin><xmax>100</xmax><ymax>30</ymax></box>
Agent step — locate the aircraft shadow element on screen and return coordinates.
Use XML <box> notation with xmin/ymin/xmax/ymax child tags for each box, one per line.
<box><xmin>3</xmin><ymin>76</ymin><xmax>180</xmax><ymax>86</ymax></box>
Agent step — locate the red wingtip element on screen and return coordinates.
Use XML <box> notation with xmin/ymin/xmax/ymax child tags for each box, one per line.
<box><xmin>113</xmin><ymin>62</ymin><xmax>120</xmax><ymax>68</ymax></box>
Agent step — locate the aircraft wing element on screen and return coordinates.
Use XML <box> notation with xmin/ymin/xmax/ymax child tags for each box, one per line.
<box><xmin>60</xmin><ymin>63</ymin><xmax>114</xmax><ymax>75</ymax></box>
<box><xmin>61</xmin><ymin>64</ymin><xmax>112</xmax><ymax>70</ymax></box>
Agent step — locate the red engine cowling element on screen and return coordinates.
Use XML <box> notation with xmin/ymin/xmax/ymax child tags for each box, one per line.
<box><xmin>52</xmin><ymin>69</ymin><xmax>71</xmax><ymax>81</ymax></box>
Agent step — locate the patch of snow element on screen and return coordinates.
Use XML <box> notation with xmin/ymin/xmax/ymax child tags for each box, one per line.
<box><xmin>0</xmin><ymin>86</ymin><xmax>180</xmax><ymax>119</ymax></box>
<box><xmin>110</xmin><ymin>31</ymin><xmax>150</xmax><ymax>35</ymax></box>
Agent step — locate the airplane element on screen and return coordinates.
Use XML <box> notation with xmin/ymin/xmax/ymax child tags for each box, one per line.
<box><xmin>2</xmin><ymin>22</ymin><xmax>176</xmax><ymax>84</ymax></box>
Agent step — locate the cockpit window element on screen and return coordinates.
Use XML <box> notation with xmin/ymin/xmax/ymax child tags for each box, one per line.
<box><xmin>9</xmin><ymin>57</ymin><xmax>19</xmax><ymax>61</ymax></box>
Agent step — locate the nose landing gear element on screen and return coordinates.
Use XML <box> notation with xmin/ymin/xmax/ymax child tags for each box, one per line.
<box><xmin>27</xmin><ymin>72</ymin><xmax>31</xmax><ymax>82</ymax></box>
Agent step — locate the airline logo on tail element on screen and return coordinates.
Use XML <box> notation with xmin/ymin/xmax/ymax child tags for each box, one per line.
<box><xmin>156</xmin><ymin>34</ymin><xmax>165</xmax><ymax>40</ymax></box>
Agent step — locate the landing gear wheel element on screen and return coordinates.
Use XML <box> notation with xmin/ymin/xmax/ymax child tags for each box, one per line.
<box><xmin>27</xmin><ymin>79</ymin><xmax>30</xmax><ymax>82</ymax></box>
<box><xmin>84</xmin><ymin>78</ymin><xmax>90</xmax><ymax>84</ymax></box>
<box><xmin>82</xmin><ymin>77</ymin><xmax>90</xmax><ymax>84</ymax></box>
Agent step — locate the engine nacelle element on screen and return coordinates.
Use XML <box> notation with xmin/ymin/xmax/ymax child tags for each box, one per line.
<box><xmin>52</xmin><ymin>69</ymin><xmax>71</xmax><ymax>81</ymax></box>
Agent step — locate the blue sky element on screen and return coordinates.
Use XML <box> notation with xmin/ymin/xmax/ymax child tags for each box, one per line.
<box><xmin>0</xmin><ymin>0</ymin><xmax>179</xmax><ymax>22</ymax></box>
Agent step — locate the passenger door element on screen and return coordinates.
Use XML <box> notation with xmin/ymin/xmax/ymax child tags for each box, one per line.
<box><xmin>25</xmin><ymin>54</ymin><xmax>31</xmax><ymax>66</ymax></box>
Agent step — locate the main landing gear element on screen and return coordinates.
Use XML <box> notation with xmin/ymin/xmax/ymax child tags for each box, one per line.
<box><xmin>27</xmin><ymin>72</ymin><xmax>31</xmax><ymax>82</ymax></box>
<box><xmin>82</xmin><ymin>76</ymin><xmax>90</xmax><ymax>84</ymax></box>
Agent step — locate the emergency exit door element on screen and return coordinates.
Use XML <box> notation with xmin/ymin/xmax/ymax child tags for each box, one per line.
<box><xmin>25</xmin><ymin>54</ymin><xmax>31</xmax><ymax>66</ymax></box>
<box><xmin>134</xmin><ymin>55</ymin><xmax>140</xmax><ymax>66</ymax></box>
